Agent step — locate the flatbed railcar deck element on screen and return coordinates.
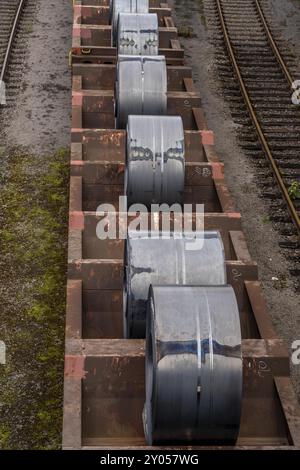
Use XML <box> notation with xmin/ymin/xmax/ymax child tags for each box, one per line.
<box><xmin>63</xmin><ymin>0</ymin><xmax>300</xmax><ymax>450</ymax></box>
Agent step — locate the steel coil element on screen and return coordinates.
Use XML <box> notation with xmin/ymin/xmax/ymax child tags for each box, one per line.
<box><xmin>144</xmin><ymin>284</ymin><xmax>242</xmax><ymax>444</ymax></box>
<box><xmin>126</xmin><ymin>115</ymin><xmax>185</xmax><ymax>207</ymax></box>
<box><xmin>118</xmin><ymin>13</ymin><xmax>159</xmax><ymax>56</ymax></box>
<box><xmin>116</xmin><ymin>55</ymin><xmax>167</xmax><ymax>129</ymax></box>
<box><xmin>112</xmin><ymin>0</ymin><xmax>149</xmax><ymax>44</ymax></box>
<box><xmin>123</xmin><ymin>230</ymin><xmax>226</xmax><ymax>338</ymax></box>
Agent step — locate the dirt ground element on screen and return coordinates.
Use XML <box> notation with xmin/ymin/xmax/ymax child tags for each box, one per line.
<box><xmin>171</xmin><ymin>0</ymin><xmax>300</xmax><ymax>396</ymax></box>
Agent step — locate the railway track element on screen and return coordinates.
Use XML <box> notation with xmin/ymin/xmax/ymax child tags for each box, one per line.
<box><xmin>0</xmin><ymin>0</ymin><xmax>34</xmax><ymax>108</ymax></box>
<box><xmin>208</xmin><ymin>0</ymin><xmax>300</xmax><ymax>285</ymax></box>
<box><xmin>62</xmin><ymin>0</ymin><xmax>300</xmax><ymax>450</ymax></box>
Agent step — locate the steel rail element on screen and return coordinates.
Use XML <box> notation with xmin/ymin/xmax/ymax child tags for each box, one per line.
<box><xmin>0</xmin><ymin>0</ymin><xmax>26</xmax><ymax>83</ymax></box>
<box><xmin>216</xmin><ymin>0</ymin><xmax>300</xmax><ymax>234</ymax></box>
<box><xmin>255</xmin><ymin>0</ymin><xmax>294</xmax><ymax>88</ymax></box>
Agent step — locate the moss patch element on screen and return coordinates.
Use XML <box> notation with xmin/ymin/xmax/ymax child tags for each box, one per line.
<box><xmin>0</xmin><ymin>148</ymin><xmax>69</xmax><ymax>449</ymax></box>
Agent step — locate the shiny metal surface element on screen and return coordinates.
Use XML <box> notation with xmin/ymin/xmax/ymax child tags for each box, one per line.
<box><xmin>123</xmin><ymin>230</ymin><xmax>226</xmax><ymax>338</ymax></box>
<box><xmin>144</xmin><ymin>284</ymin><xmax>242</xmax><ymax>444</ymax></box>
<box><xmin>116</xmin><ymin>55</ymin><xmax>167</xmax><ymax>129</ymax></box>
<box><xmin>118</xmin><ymin>13</ymin><xmax>158</xmax><ymax>56</ymax></box>
<box><xmin>126</xmin><ymin>115</ymin><xmax>185</xmax><ymax>207</ymax></box>
<box><xmin>112</xmin><ymin>0</ymin><xmax>149</xmax><ymax>44</ymax></box>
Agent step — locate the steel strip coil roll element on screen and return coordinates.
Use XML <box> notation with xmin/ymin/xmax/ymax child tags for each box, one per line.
<box><xmin>118</xmin><ymin>13</ymin><xmax>159</xmax><ymax>56</ymax></box>
<box><xmin>123</xmin><ymin>230</ymin><xmax>226</xmax><ymax>338</ymax></box>
<box><xmin>126</xmin><ymin>115</ymin><xmax>185</xmax><ymax>207</ymax></box>
<box><xmin>112</xmin><ymin>0</ymin><xmax>149</xmax><ymax>44</ymax></box>
<box><xmin>144</xmin><ymin>284</ymin><xmax>242</xmax><ymax>444</ymax></box>
<box><xmin>116</xmin><ymin>55</ymin><xmax>167</xmax><ymax>129</ymax></box>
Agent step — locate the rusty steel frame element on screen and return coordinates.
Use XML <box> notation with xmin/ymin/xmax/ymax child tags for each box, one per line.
<box><xmin>62</xmin><ymin>0</ymin><xmax>300</xmax><ymax>450</ymax></box>
<box><xmin>0</xmin><ymin>0</ymin><xmax>26</xmax><ymax>83</ymax></box>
